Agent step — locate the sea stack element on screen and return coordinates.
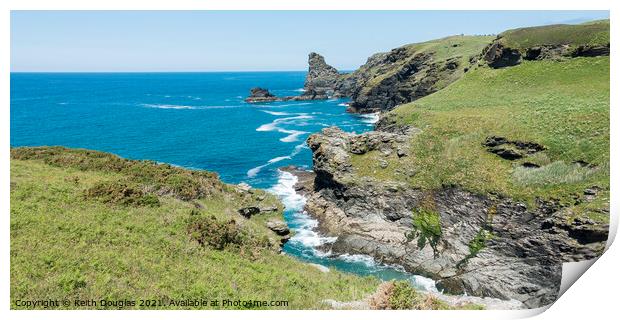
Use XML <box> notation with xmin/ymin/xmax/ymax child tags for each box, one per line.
<box><xmin>303</xmin><ymin>52</ymin><xmax>340</xmax><ymax>96</ymax></box>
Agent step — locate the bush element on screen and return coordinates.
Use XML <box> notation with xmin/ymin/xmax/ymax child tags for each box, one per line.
<box><xmin>11</xmin><ymin>146</ymin><xmax>224</xmax><ymax>201</ymax></box>
<box><xmin>84</xmin><ymin>180</ymin><xmax>160</xmax><ymax>207</ymax></box>
<box><xmin>406</xmin><ymin>207</ymin><xmax>442</xmax><ymax>257</ymax></box>
<box><xmin>187</xmin><ymin>216</ymin><xmax>247</xmax><ymax>250</ymax></box>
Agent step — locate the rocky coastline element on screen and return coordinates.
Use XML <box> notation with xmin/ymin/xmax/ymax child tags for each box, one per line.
<box><xmin>247</xmin><ymin>20</ymin><xmax>610</xmax><ymax>309</ymax></box>
<box><xmin>287</xmin><ymin>124</ymin><xmax>608</xmax><ymax>308</ymax></box>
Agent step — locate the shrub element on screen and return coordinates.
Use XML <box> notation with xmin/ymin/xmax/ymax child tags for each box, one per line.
<box><xmin>406</xmin><ymin>205</ymin><xmax>442</xmax><ymax>257</ymax></box>
<box><xmin>187</xmin><ymin>216</ymin><xmax>246</xmax><ymax>250</ymax></box>
<box><xmin>11</xmin><ymin>146</ymin><xmax>224</xmax><ymax>201</ymax></box>
<box><xmin>468</xmin><ymin>228</ymin><xmax>494</xmax><ymax>256</ymax></box>
<box><xmin>84</xmin><ymin>180</ymin><xmax>160</xmax><ymax>207</ymax></box>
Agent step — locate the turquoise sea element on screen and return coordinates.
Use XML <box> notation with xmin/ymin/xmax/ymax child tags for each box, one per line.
<box><xmin>10</xmin><ymin>72</ymin><xmax>436</xmax><ymax>290</ymax></box>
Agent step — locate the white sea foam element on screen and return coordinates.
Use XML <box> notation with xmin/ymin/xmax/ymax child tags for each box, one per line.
<box><xmin>143</xmin><ymin>104</ymin><xmax>196</xmax><ymax>110</ymax></box>
<box><xmin>261</xmin><ymin>110</ymin><xmax>291</xmax><ymax>116</ymax></box>
<box><xmin>337</xmin><ymin>254</ymin><xmax>378</xmax><ymax>267</ymax></box>
<box><xmin>142</xmin><ymin>104</ymin><xmax>243</xmax><ymax>110</ymax></box>
<box><xmin>338</xmin><ymin>102</ymin><xmax>349</xmax><ymax>107</ymax></box>
<box><xmin>294</xmin><ymin>88</ymin><xmax>305</xmax><ymax>92</ymax></box>
<box><xmin>411</xmin><ymin>275</ymin><xmax>439</xmax><ymax>293</ymax></box>
<box><xmin>279</xmin><ymin>130</ymin><xmax>307</xmax><ymax>142</ymax></box>
<box><xmin>246</xmin><ymin>156</ymin><xmax>291</xmax><ymax>178</ymax></box>
<box><xmin>256</xmin><ymin>115</ymin><xmax>312</xmax><ymax>142</ymax></box>
<box><xmin>268</xmin><ymin>170</ymin><xmax>337</xmax><ymax>248</ymax></box>
<box><xmin>358</xmin><ymin>112</ymin><xmax>380</xmax><ymax>124</ymax></box>
<box><xmin>268</xmin><ymin>170</ymin><xmax>306</xmax><ymax>211</ymax></box>
<box><xmin>290</xmin><ymin>143</ymin><xmax>307</xmax><ymax>157</ymax></box>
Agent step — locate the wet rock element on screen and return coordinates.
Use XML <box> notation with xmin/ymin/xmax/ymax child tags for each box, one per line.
<box><xmin>244</xmin><ymin>87</ymin><xmax>278</xmax><ymax>103</ymax></box>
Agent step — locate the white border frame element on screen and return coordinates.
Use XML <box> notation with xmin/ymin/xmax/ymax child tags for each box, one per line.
<box><xmin>1</xmin><ymin>1</ymin><xmax>616</xmax><ymax>320</ymax></box>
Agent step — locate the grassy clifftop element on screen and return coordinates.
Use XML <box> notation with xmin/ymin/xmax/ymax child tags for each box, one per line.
<box><xmin>351</xmin><ymin>54</ymin><xmax>609</xmax><ymax>221</ymax></box>
<box><xmin>10</xmin><ymin>147</ymin><xmax>379</xmax><ymax>309</ymax></box>
<box><xmin>340</xmin><ymin>35</ymin><xmax>494</xmax><ymax>112</ymax></box>
<box><xmin>499</xmin><ymin>19</ymin><xmax>609</xmax><ymax>51</ymax></box>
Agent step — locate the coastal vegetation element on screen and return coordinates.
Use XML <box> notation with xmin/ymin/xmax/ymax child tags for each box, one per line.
<box><xmin>10</xmin><ymin>147</ymin><xmax>379</xmax><ymax>309</ymax></box>
<box><xmin>352</xmin><ymin>55</ymin><xmax>610</xmax><ymax>221</ymax></box>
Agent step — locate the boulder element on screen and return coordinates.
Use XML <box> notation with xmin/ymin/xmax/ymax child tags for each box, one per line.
<box><xmin>265</xmin><ymin>219</ymin><xmax>290</xmax><ymax>236</ymax></box>
<box><xmin>238</xmin><ymin>206</ymin><xmax>260</xmax><ymax>218</ymax></box>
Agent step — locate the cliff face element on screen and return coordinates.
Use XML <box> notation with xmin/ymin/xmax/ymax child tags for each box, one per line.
<box><xmin>332</xmin><ymin>36</ymin><xmax>493</xmax><ymax>113</ymax></box>
<box><xmin>303</xmin><ymin>126</ymin><xmax>607</xmax><ymax>308</ymax></box>
<box><xmin>299</xmin><ymin>20</ymin><xmax>610</xmax><ymax>309</ymax></box>
<box><xmin>303</xmin><ymin>52</ymin><xmax>341</xmax><ymax>96</ymax></box>
<box><xmin>482</xmin><ymin>20</ymin><xmax>610</xmax><ymax>68</ymax></box>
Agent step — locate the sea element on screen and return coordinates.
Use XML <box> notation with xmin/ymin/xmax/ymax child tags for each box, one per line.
<box><xmin>10</xmin><ymin>72</ymin><xmax>436</xmax><ymax>291</ymax></box>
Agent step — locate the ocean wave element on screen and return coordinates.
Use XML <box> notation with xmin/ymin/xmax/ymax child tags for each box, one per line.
<box><xmin>142</xmin><ymin>104</ymin><xmax>243</xmax><ymax>110</ymax></box>
<box><xmin>358</xmin><ymin>112</ymin><xmax>380</xmax><ymax>124</ymax></box>
<box><xmin>338</xmin><ymin>102</ymin><xmax>349</xmax><ymax>107</ymax></box>
<box><xmin>256</xmin><ymin>115</ymin><xmax>312</xmax><ymax>142</ymax></box>
<box><xmin>268</xmin><ymin>170</ymin><xmax>306</xmax><ymax>211</ymax></box>
<box><xmin>261</xmin><ymin>110</ymin><xmax>291</xmax><ymax>116</ymax></box>
<box><xmin>268</xmin><ymin>170</ymin><xmax>338</xmax><ymax>248</ymax></box>
<box><xmin>337</xmin><ymin>253</ymin><xmax>378</xmax><ymax>268</ymax></box>
<box><xmin>279</xmin><ymin>130</ymin><xmax>307</xmax><ymax>142</ymax></box>
<box><xmin>246</xmin><ymin>155</ymin><xmax>291</xmax><ymax>178</ymax></box>
<box><xmin>411</xmin><ymin>275</ymin><xmax>439</xmax><ymax>293</ymax></box>
<box><xmin>290</xmin><ymin>143</ymin><xmax>308</xmax><ymax>157</ymax></box>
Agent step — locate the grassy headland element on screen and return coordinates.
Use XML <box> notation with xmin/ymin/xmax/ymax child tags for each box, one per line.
<box><xmin>10</xmin><ymin>147</ymin><xmax>379</xmax><ymax>309</ymax></box>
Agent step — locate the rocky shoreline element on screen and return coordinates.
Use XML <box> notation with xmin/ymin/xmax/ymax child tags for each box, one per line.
<box><xmin>289</xmin><ymin>122</ymin><xmax>608</xmax><ymax>309</ymax></box>
<box><xmin>249</xmin><ymin>21</ymin><xmax>610</xmax><ymax>309</ymax></box>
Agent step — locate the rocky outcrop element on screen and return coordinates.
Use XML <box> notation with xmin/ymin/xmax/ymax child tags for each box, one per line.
<box><xmin>572</xmin><ymin>44</ymin><xmax>610</xmax><ymax>57</ymax></box>
<box><xmin>300</xmin><ymin>126</ymin><xmax>608</xmax><ymax>309</ymax></box>
<box><xmin>483</xmin><ymin>42</ymin><xmax>522</xmax><ymax>68</ymax></box>
<box><xmin>331</xmin><ymin>37</ymin><xmax>489</xmax><ymax>113</ymax></box>
<box><xmin>303</xmin><ymin>52</ymin><xmax>340</xmax><ymax>96</ymax></box>
<box><xmin>482</xmin><ymin>40</ymin><xmax>611</xmax><ymax>68</ymax></box>
<box><xmin>244</xmin><ymin>87</ymin><xmax>327</xmax><ymax>103</ymax></box>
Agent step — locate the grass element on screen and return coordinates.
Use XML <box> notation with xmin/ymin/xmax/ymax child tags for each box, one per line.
<box><xmin>499</xmin><ymin>20</ymin><xmax>609</xmax><ymax>51</ymax></box>
<box><xmin>352</xmin><ymin>35</ymin><xmax>494</xmax><ymax>96</ymax></box>
<box><xmin>370</xmin><ymin>281</ymin><xmax>483</xmax><ymax>310</ymax></box>
<box><xmin>350</xmin><ymin>56</ymin><xmax>609</xmax><ymax>221</ymax></box>
<box><xmin>10</xmin><ymin>147</ymin><xmax>380</xmax><ymax>309</ymax></box>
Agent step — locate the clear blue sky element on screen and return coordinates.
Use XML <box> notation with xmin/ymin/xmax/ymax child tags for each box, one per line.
<box><xmin>11</xmin><ymin>10</ymin><xmax>609</xmax><ymax>72</ymax></box>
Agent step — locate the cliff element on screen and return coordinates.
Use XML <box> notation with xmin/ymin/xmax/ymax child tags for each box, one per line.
<box><xmin>300</xmin><ymin>20</ymin><xmax>610</xmax><ymax>308</ymax></box>
<box><xmin>333</xmin><ymin>36</ymin><xmax>493</xmax><ymax>113</ymax></box>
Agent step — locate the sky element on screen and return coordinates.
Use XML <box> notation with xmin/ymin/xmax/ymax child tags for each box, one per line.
<box><xmin>11</xmin><ymin>10</ymin><xmax>610</xmax><ymax>72</ymax></box>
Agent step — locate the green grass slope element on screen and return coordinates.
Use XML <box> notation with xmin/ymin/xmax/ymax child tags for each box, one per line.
<box><xmin>351</xmin><ymin>55</ymin><xmax>609</xmax><ymax>222</ymax></box>
<box><xmin>499</xmin><ymin>19</ymin><xmax>609</xmax><ymax>52</ymax></box>
<box><xmin>10</xmin><ymin>147</ymin><xmax>379</xmax><ymax>309</ymax></box>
